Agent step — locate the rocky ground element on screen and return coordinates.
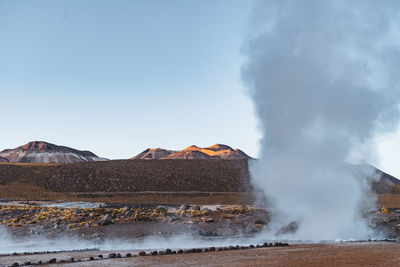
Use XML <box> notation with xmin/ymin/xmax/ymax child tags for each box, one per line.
<box><xmin>0</xmin><ymin>203</ymin><xmax>270</xmax><ymax>240</ymax></box>
<box><xmin>1</xmin><ymin>202</ymin><xmax>399</xmax><ymax>241</ymax></box>
<box><xmin>0</xmin><ymin>242</ymin><xmax>399</xmax><ymax>266</ymax></box>
<box><xmin>0</xmin><ymin>201</ymin><xmax>398</xmax><ymax>266</ymax></box>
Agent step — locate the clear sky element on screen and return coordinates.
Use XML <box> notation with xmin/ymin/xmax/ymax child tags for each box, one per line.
<box><xmin>1</xmin><ymin>0</ymin><xmax>400</xmax><ymax>178</ymax></box>
<box><xmin>0</xmin><ymin>0</ymin><xmax>261</xmax><ymax>159</ymax></box>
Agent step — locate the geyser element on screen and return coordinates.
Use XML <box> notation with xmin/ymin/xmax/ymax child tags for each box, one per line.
<box><xmin>242</xmin><ymin>0</ymin><xmax>400</xmax><ymax>240</ymax></box>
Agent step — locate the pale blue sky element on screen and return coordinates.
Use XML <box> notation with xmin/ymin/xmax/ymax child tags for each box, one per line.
<box><xmin>2</xmin><ymin>0</ymin><xmax>400</xmax><ymax>179</ymax></box>
<box><xmin>0</xmin><ymin>0</ymin><xmax>261</xmax><ymax>159</ymax></box>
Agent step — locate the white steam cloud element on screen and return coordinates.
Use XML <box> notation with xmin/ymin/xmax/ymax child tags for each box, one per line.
<box><xmin>242</xmin><ymin>0</ymin><xmax>400</xmax><ymax>240</ymax></box>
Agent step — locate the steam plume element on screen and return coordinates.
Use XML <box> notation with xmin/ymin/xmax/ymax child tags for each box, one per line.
<box><xmin>242</xmin><ymin>0</ymin><xmax>400</xmax><ymax>240</ymax></box>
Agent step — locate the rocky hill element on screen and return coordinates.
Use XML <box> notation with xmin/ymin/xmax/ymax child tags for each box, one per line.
<box><xmin>0</xmin><ymin>159</ymin><xmax>397</xmax><ymax>195</ymax></box>
<box><xmin>130</xmin><ymin>148</ymin><xmax>174</xmax><ymax>159</ymax></box>
<box><xmin>0</xmin><ymin>141</ymin><xmax>108</xmax><ymax>164</ymax></box>
<box><xmin>132</xmin><ymin>144</ymin><xmax>251</xmax><ymax>160</ymax></box>
<box><xmin>0</xmin><ymin>159</ymin><xmax>251</xmax><ymax>193</ymax></box>
<box><xmin>0</xmin><ymin>156</ymin><xmax>8</xmax><ymax>162</ymax></box>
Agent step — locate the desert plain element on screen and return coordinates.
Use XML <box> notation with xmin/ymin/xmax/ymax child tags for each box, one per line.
<box><xmin>0</xmin><ymin>158</ymin><xmax>399</xmax><ymax>266</ymax></box>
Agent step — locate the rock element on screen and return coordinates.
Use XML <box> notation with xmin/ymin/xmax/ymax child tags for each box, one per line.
<box><xmin>138</xmin><ymin>251</ymin><xmax>146</xmax><ymax>256</ymax></box>
<box><xmin>121</xmin><ymin>206</ymin><xmax>129</xmax><ymax>213</ymax></box>
<box><xmin>191</xmin><ymin>205</ymin><xmax>200</xmax><ymax>210</ymax></box>
<box><xmin>48</xmin><ymin>258</ymin><xmax>57</xmax><ymax>263</ymax></box>
<box><xmin>275</xmin><ymin>221</ymin><xmax>298</xmax><ymax>235</ymax></box>
<box><xmin>108</xmin><ymin>253</ymin><xmax>116</xmax><ymax>258</ymax></box>
<box><xmin>151</xmin><ymin>251</ymin><xmax>158</xmax><ymax>255</ymax></box>
<box><xmin>156</xmin><ymin>206</ymin><xmax>167</xmax><ymax>213</ymax></box>
<box><xmin>165</xmin><ymin>248</ymin><xmax>172</xmax><ymax>255</ymax></box>
<box><xmin>98</xmin><ymin>213</ymin><xmax>113</xmax><ymax>225</ymax></box>
<box><xmin>199</xmin><ymin>230</ymin><xmax>217</xmax><ymax>236</ymax></box>
<box><xmin>254</xmin><ymin>219</ymin><xmax>266</xmax><ymax>225</ymax></box>
<box><xmin>180</xmin><ymin>204</ymin><xmax>189</xmax><ymax>210</ymax></box>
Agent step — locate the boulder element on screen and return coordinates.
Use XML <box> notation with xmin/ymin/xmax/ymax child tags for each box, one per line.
<box><xmin>98</xmin><ymin>213</ymin><xmax>113</xmax><ymax>225</ymax></box>
<box><xmin>179</xmin><ymin>204</ymin><xmax>189</xmax><ymax>210</ymax></box>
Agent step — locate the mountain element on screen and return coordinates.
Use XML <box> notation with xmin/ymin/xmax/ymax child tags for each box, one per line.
<box><xmin>130</xmin><ymin>148</ymin><xmax>174</xmax><ymax>159</ymax></box>
<box><xmin>131</xmin><ymin>144</ymin><xmax>251</xmax><ymax>160</ymax></box>
<box><xmin>166</xmin><ymin>150</ymin><xmax>217</xmax><ymax>159</ymax></box>
<box><xmin>0</xmin><ymin>141</ymin><xmax>108</xmax><ymax>164</ymax></box>
<box><xmin>0</xmin><ymin>156</ymin><xmax>8</xmax><ymax>162</ymax></box>
<box><xmin>204</xmin><ymin>144</ymin><xmax>233</xmax><ymax>151</ymax></box>
<box><xmin>353</xmin><ymin>164</ymin><xmax>400</xmax><ymax>194</ymax></box>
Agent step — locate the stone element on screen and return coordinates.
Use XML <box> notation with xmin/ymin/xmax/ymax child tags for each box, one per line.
<box><xmin>121</xmin><ymin>206</ymin><xmax>129</xmax><ymax>213</ymax></box>
<box><xmin>138</xmin><ymin>251</ymin><xmax>146</xmax><ymax>256</ymax></box>
<box><xmin>199</xmin><ymin>230</ymin><xmax>216</xmax><ymax>236</ymax></box>
<box><xmin>254</xmin><ymin>219</ymin><xmax>266</xmax><ymax>225</ymax></box>
<box><xmin>180</xmin><ymin>204</ymin><xmax>189</xmax><ymax>210</ymax></box>
<box><xmin>156</xmin><ymin>206</ymin><xmax>168</xmax><ymax>213</ymax></box>
<box><xmin>98</xmin><ymin>213</ymin><xmax>113</xmax><ymax>225</ymax></box>
<box><xmin>204</xmin><ymin>218</ymin><xmax>214</xmax><ymax>223</ymax></box>
<box><xmin>48</xmin><ymin>258</ymin><xmax>57</xmax><ymax>263</ymax></box>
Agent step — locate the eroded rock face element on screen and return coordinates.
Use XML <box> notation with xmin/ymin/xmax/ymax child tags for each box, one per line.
<box><xmin>131</xmin><ymin>144</ymin><xmax>252</xmax><ymax>160</ymax></box>
<box><xmin>0</xmin><ymin>141</ymin><xmax>108</xmax><ymax>164</ymax></box>
<box><xmin>0</xmin><ymin>156</ymin><xmax>9</xmax><ymax>162</ymax></box>
<box><xmin>130</xmin><ymin>148</ymin><xmax>174</xmax><ymax>159</ymax></box>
